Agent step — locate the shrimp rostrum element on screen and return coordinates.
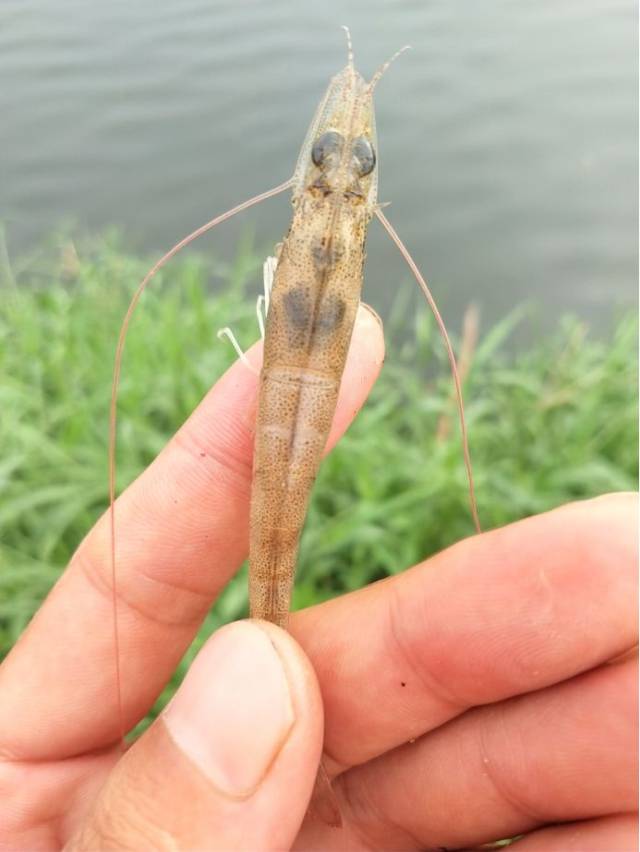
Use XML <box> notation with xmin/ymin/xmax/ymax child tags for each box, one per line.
<box><xmin>108</xmin><ymin>29</ymin><xmax>480</xmax><ymax>730</ymax></box>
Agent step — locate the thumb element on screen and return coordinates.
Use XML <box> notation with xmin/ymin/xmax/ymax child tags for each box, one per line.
<box><xmin>71</xmin><ymin>621</ymin><xmax>323</xmax><ymax>851</ymax></box>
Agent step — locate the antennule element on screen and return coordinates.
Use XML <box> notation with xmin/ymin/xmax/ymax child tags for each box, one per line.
<box><xmin>340</xmin><ymin>25</ymin><xmax>354</xmax><ymax>68</ymax></box>
<box><xmin>369</xmin><ymin>44</ymin><xmax>411</xmax><ymax>91</ymax></box>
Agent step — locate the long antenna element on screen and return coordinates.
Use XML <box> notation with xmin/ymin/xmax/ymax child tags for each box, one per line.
<box><xmin>109</xmin><ymin>178</ymin><xmax>293</xmax><ymax>743</ymax></box>
<box><xmin>376</xmin><ymin>207</ymin><xmax>482</xmax><ymax>534</ymax></box>
<box><xmin>368</xmin><ymin>44</ymin><xmax>411</xmax><ymax>92</ymax></box>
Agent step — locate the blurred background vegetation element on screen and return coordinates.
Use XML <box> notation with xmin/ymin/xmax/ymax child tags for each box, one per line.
<box><xmin>0</xmin><ymin>234</ymin><xmax>637</xmax><ymax>723</ymax></box>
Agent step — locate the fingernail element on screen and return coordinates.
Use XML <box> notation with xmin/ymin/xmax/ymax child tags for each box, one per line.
<box><xmin>355</xmin><ymin>303</ymin><xmax>385</xmax><ymax>368</ymax></box>
<box><xmin>358</xmin><ymin>301</ymin><xmax>383</xmax><ymax>331</ymax></box>
<box><xmin>163</xmin><ymin>622</ymin><xmax>295</xmax><ymax>798</ymax></box>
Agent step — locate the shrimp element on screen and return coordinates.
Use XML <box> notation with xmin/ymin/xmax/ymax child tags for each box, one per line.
<box><xmin>249</xmin><ymin>37</ymin><xmax>397</xmax><ymax>626</ymax></box>
<box><xmin>108</xmin><ymin>27</ymin><xmax>480</xmax><ymax>740</ymax></box>
<box><xmin>249</xmin><ymin>31</ymin><xmax>480</xmax><ymax>626</ymax></box>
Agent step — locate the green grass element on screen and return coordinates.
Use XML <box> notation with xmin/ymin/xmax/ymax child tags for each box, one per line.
<box><xmin>0</xmin><ymin>234</ymin><xmax>637</xmax><ymax>719</ymax></box>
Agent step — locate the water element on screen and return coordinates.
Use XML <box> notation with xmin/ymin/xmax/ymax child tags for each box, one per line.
<box><xmin>1</xmin><ymin>0</ymin><xmax>637</xmax><ymax>330</ymax></box>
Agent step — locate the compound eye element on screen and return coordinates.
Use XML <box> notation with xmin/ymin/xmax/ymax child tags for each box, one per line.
<box><xmin>352</xmin><ymin>136</ymin><xmax>376</xmax><ymax>177</ymax></box>
<box><xmin>311</xmin><ymin>131</ymin><xmax>344</xmax><ymax>168</ymax></box>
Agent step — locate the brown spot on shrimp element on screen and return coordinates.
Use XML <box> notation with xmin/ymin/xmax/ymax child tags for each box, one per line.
<box><xmin>310</xmin><ymin>234</ymin><xmax>344</xmax><ymax>271</ymax></box>
<box><xmin>283</xmin><ymin>287</ymin><xmax>346</xmax><ymax>341</ymax></box>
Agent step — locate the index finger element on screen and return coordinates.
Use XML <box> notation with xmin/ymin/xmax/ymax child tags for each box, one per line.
<box><xmin>0</xmin><ymin>304</ymin><xmax>384</xmax><ymax>760</ymax></box>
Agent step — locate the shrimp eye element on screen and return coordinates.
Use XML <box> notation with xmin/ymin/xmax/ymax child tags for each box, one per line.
<box><xmin>352</xmin><ymin>136</ymin><xmax>376</xmax><ymax>177</ymax></box>
<box><xmin>311</xmin><ymin>131</ymin><xmax>344</xmax><ymax>168</ymax></box>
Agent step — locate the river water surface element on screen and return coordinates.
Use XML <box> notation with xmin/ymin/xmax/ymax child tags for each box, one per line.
<box><xmin>1</xmin><ymin>0</ymin><xmax>637</xmax><ymax>329</ymax></box>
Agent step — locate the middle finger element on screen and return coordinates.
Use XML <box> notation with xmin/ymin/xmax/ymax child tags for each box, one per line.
<box><xmin>290</xmin><ymin>494</ymin><xmax>637</xmax><ymax>772</ymax></box>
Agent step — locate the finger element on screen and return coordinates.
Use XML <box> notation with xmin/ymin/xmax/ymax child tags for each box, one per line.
<box><xmin>289</xmin><ymin>493</ymin><xmax>638</xmax><ymax>771</ymax></box>
<box><xmin>297</xmin><ymin>657</ymin><xmax>637</xmax><ymax>850</ymax></box>
<box><xmin>0</xmin><ymin>304</ymin><xmax>384</xmax><ymax>759</ymax></box>
<box><xmin>68</xmin><ymin>621</ymin><xmax>323</xmax><ymax>852</ymax></box>
<box><xmin>510</xmin><ymin>813</ymin><xmax>637</xmax><ymax>851</ymax></box>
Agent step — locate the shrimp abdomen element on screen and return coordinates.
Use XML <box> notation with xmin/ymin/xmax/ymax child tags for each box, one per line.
<box><xmin>249</xmin><ymin>366</ymin><xmax>340</xmax><ymax>627</ymax></box>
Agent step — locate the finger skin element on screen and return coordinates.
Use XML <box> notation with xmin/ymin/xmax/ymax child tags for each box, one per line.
<box><xmin>299</xmin><ymin>658</ymin><xmax>637</xmax><ymax>850</ymax></box>
<box><xmin>510</xmin><ymin>813</ymin><xmax>638</xmax><ymax>851</ymax></box>
<box><xmin>67</xmin><ymin>622</ymin><xmax>323</xmax><ymax>851</ymax></box>
<box><xmin>0</xmin><ymin>304</ymin><xmax>384</xmax><ymax>760</ymax></box>
<box><xmin>289</xmin><ymin>492</ymin><xmax>638</xmax><ymax>771</ymax></box>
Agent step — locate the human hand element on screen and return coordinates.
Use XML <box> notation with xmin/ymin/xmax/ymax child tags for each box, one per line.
<box><xmin>0</xmin><ymin>303</ymin><xmax>636</xmax><ymax>850</ymax></box>
<box><xmin>293</xmin><ymin>490</ymin><xmax>637</xmax><ymax>851</ymax></box>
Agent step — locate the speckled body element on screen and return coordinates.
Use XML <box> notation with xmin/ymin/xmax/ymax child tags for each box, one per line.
<box><xmin>249</xmin><ymin>61</ymin><xmax>379</xmax><ymax>626</ymax></box>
